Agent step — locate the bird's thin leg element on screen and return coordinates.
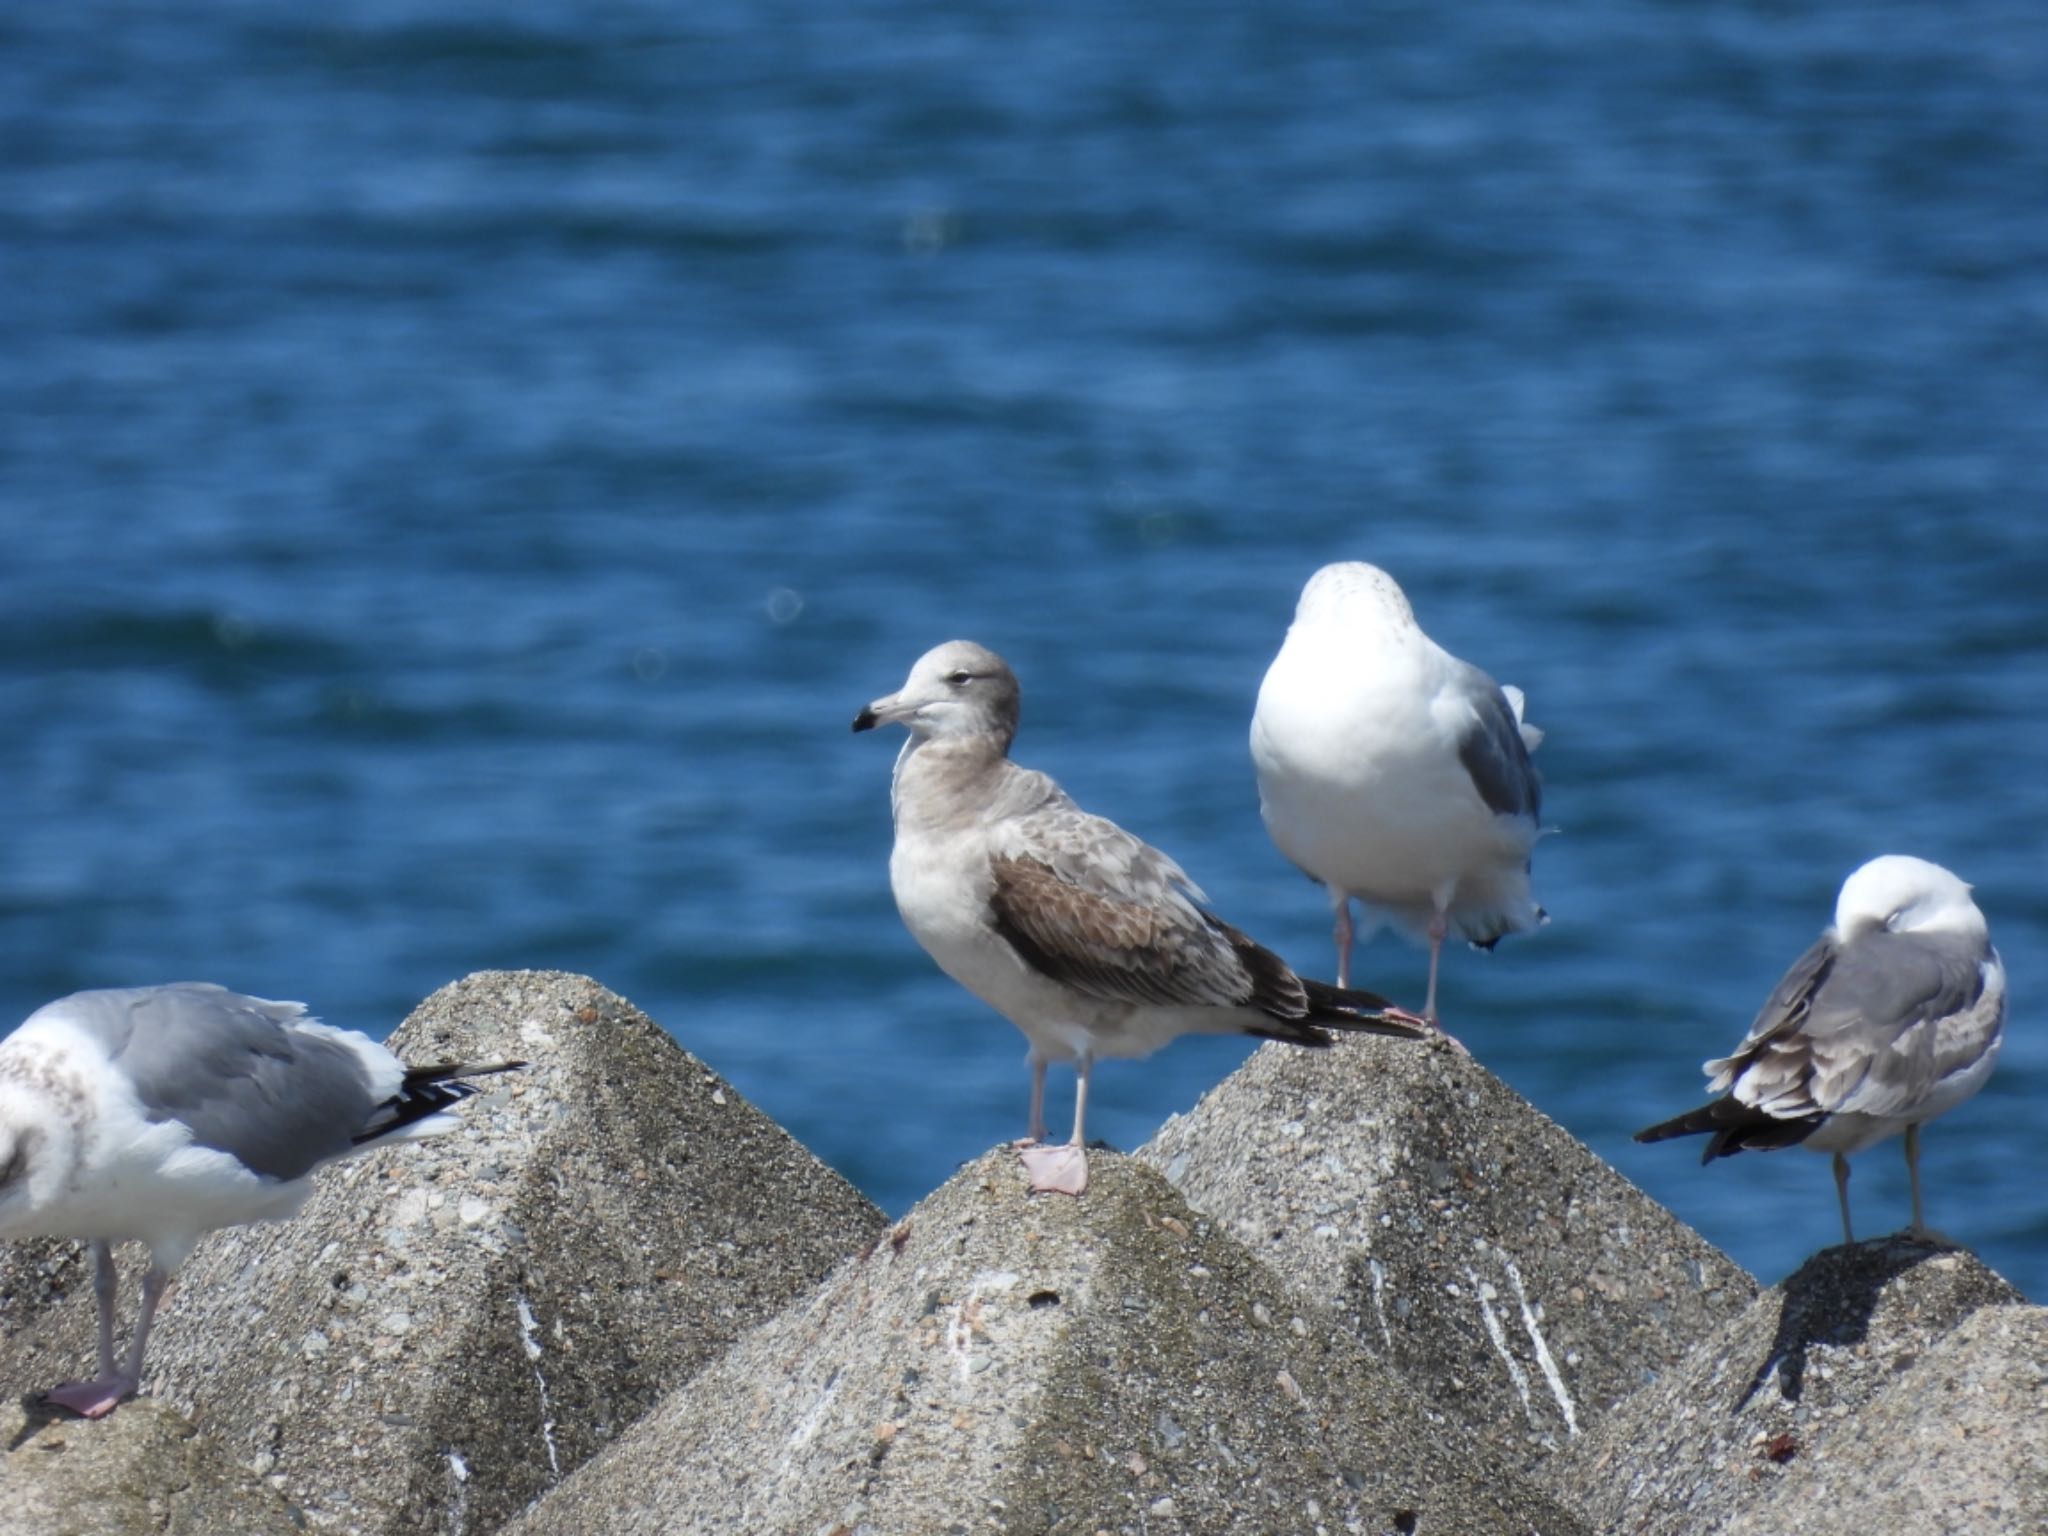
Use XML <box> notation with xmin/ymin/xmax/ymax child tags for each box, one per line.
<box><xmin>1905</xmin><ymin>1124</ymin><xmax>1926</xmax><ymax>1234</ymax></box>
<box><xmin>1024</xmin><ymin>1056</ymin><xmax>1049</xmax><ymax>1144</ymax></box>
<box><xmin>91</xmin><ymin>1241</ymin><xmax>118</xmax><ymax>1377</ymax></box>
<box><xmin>43</xmin><ymin>1247</ymin><xmax>157</xmax><ymax>1419</ymax></box>
<box><xmin>1901</xmin><ymin>1124</ymin><xmax>1953</xmax><ymax>1244</ymax></box>
<box><xmin>1404</xmin><ymin>906</ymin><xmax>1472</xmax><ymax>1052</ymax></box>
<box><xmin>1424</xmin><ymin>910</ymin><xmax>1448</xmax><ymax>1025</ymax></box>
<box><xmin>118</xmin><ymin>1262</ymin><xmax>172</xmax><ymax>1386</ymax></box>
<box><xmin>1332</xmin><ymin>894</ymin><xmax>1354</xmax><ymax>990</ymax></box>
<box><xmin>1018</xmin><ymin>1055</ymin><xmax>1091</xmax><ymax>1196</ymax></box>
<box><xmin>1833</xmin><ymin>1153</ymin><xmax>1855</xmax><ymax>1245</ymax></box>
<box><xmin>1070</xmin><ymin>1055</ymin><xmax>1092</xmax><ymax>1150</ymax></box>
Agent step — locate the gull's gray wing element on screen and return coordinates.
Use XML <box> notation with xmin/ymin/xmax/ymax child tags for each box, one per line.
<box><xmin>1715</xmin><ymin>932</ymin><xmax>1996</xmax><ymax>1121</ymax></box>
<box><xmin>1806</xmin><ymin>932</ymin><xmax>2000</xmax><ymax>1119</ymax></box>
<box><xmin>986</xmin><ymin>800</ymin><xmax>1301</xmax><ymax>1015</ymax></box>
<box><xmin>62</xmin><ymin>983</ymin><xmax>382</xmax><ymax>1180</ymax></box>
<box><xmin>1703</xmin><ymin>935</ymin><xmax>1838</xmax><ymax>1113</ymax></box>
<box><xmin>1453</xmin><ymin>666</ymin><xmax>1542</xmax><ymax>823</ymax></box>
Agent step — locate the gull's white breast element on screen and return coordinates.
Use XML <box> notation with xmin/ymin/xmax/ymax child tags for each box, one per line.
<box><xmin>1253</xmin><ymin>628</ymin><xmax>1533</xmax><ymax>918</ymax></box>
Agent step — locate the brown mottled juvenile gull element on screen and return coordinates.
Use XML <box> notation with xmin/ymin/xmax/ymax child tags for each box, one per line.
<box><xmin>0</xmin><ymin>983</ymin><xmax>522</xmax><ymax>1417</ymax></box>
<box><xmin>853</xmin><ymin>639</ymin><xmax>1430</xmax><ymax>1196</ymax></box>
<box><xmin>1251</xmin><ymin>562</ymin><xmax>1546</xmax><ymax>1024</ymax></box>
<box><xmin>1636</xmin><ymin>855</ymin><xmax>2005</xmax><ymax>1245</ymax></box>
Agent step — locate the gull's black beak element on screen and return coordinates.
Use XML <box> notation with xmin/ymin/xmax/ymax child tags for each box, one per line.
<box><xmin>852</xmin><ymin>707</ymin><xmax>878</xmax><ymax>732</ymax></box>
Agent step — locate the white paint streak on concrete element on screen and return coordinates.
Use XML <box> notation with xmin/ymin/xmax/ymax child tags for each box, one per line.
<box><xmin>444</xmin><ymin>1450</ymin><xmax>471</xmax><ymax>1536</ymax></box>
<box><xmin>1368</xmin><ymin>1257</ymin><xmax>1394</xmax><ymax>1352</ymax></box>
<box><xmin>782</xmin><ymin>1366</ymin><xmax>843</xmax><ymax>1468</ymax></box>
<box><xmin>1499</xmin><ymin>1247</ymin><xmax>1579</xmax><ymax>1436</ymax></box>
<box><xmin>1466</xmin><ymin>1265</ymin><xmax>1534</xmax><ymax>1424</ymax></box>
<box><xmin>515</xmin><ymin>1292</ymin><xmax>562</xmax><ymax>1478</ymax></box>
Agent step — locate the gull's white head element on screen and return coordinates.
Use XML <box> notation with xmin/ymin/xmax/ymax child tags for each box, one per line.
<box><xmin>853</xmin><ymin>640</ymin><xmax>1021</xmax><ymax>748</ymax></box>
<box><xmin>1833</xmin><ymin>854</ymin><xmax>1986</xmax><ymax>944</ymax></box>
<box><xmin>1293</xmin><ymin>562</ymin><xmax>1418</xmax><ymax>632</ymax></box>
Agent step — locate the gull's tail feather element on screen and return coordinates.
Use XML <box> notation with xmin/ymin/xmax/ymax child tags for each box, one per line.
<box><xmin>355</xmin><ymin>1060</ymin><xmax>527</xmax><ymax>1146</ymax></box>
<box><xmin>1634</xmin><ymin>1096</ymin><xmax>1823</xmax><ymax>1163</ymax></box>
<box><xmin>1213</xmin><ymin>919</ymin><xmax>1432</xmax><ymax>1045</ymax></box>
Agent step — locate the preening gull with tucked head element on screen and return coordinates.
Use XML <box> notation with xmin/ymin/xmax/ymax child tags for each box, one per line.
<box><xmin>1251</xmin><ymin>562</ymin><xmax>1546</xmax><ymax>1023</ymax></box>
<box><xmin>0</xmin><ymin>983</ymin><xmax>522</xmax><ymax>1417</ymax></box>
<box><xmin>1636</xmin><ymin>855</ymin><xmax>2005</xmax><ymax>1246</ymax></box>
<box><xmin>854</xmin><ymin>640</ymin><xmax>1430</xmax><ymax>1196</ymax></box>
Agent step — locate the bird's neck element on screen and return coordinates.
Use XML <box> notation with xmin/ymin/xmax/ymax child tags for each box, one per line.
<box><xmin>891</xmin><ymin>731</ymin><xmax>1013</xmax><ymax>830</ymax></box>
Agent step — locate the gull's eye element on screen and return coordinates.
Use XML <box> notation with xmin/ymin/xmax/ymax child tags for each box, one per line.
<box><xmin>945</xmin><ymin>670</ymin><xmax>974</xmax><ymax>686</ymax></box>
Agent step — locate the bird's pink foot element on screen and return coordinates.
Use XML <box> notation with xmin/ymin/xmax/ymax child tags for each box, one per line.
<box><xmin>43</xmin><ymin>1373</ymin><xmax>139</xmax><ymax>1419</ymax></box>
<box><xmin>1018</xmin><ymin>1141</ymin><xmax>1089</xmax><ymax>1196</ymax></box>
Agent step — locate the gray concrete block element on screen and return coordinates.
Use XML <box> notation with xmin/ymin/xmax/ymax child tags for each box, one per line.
<box><xmin>1139</xmin><ymin>1034</ymin><xmax>1756</xmax><ymax>1467</ymax></box>
<box><xmin>508</xmin><ymin>1148</ymin><xmax>1591</xmax><ymax>1536</ymax></box>
<box><xmin>0</xmin><ymin>1399</ymin><xmax>300</xmax><ymax>1536</ymax></box>
<box><xmin>1718</xmin><ymin>1302</ymin><xmax>2048</xmax><ymax>1536</ymax></box>
<box><xmin>1547</xmin><ymin>1237</ymin><xmax>2033</xmax><ymax>1536</ymax></box>
<box><xmin>0</xmin><ymin>971</ymin><xmax>884</xmax><ymax>1535</ymax></box>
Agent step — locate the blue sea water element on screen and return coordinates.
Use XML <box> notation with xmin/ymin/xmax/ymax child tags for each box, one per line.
<box><xmin>3</xmin><ymin>2</ymin><xmax>2046</xmax><ymax>1297</ymax></box>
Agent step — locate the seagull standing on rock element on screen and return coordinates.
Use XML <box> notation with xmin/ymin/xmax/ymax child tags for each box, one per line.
<box><xmin>0</xmin><ymin>983</ymin><xmax>522</xmax><ymax>1417</ymax></box>
<box><xmin>1251</xmin><ymin>562</ymin><xmax>1546</xmax><ymax>1024</ymax></box>
<box><xmin>1636</xmin><ymin>855</ymin><xmax>2005</xmax><ymax>1246</ymax></box>
<box><xmin>855</xmin><ymin>639</ymin><xmax>1430</xmax><ymax>1196</ymax></box>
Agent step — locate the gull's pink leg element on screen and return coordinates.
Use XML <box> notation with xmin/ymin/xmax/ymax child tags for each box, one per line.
<box><xmin>1019</xmin><ymin>1057</ymin><xmax>1091</xmax><ymax>1196</ymax></box>
<box><xmin>44</xmin><ymin>1246</ymin><xmax>157</xmax><ymax>1419</ymax></box>
<box><xmin>1902</xmin><ymin>1125</ymin><xmax>1954</xmax><ymax>1244</ymax></box>
<box><xmin>91</xmin><ymin>1241</ymin><xmax>117</xmax><ymax>1376</ymax></box>
<box><xmin>1332</xmin><ymin>894</ymin><xmax>1355</xmax><ymax>990</ymax></box>
<box><xmin>1833</xmin><ymin>1153</ymin><xmax>1855</xmax><ymax>1245</ymax></box>
<box><xmin>1420</xmin><ymin>910</ymin><xmax>1471</xmax><ymax>1054</ymax></box>
<box><xmin>1011</xmin><ymin>1057</ymin><xmax>1050</xmax><ymax>1147</ymax></box>
<box><xmin>1424</xmin><ymin>912</ymin><xmax>1447</xmax><ymax>1024</ymax></box>
<box><xmin>120</xmin><ymin>1263</ymin><xmax>172</xmax><ymax>1382</ymax></box>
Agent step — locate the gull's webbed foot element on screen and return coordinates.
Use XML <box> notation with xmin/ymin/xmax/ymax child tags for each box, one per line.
<box><xmin>1018</xmin><ymin>1141</ymin><xmax>1089</xmax><ymax>1196</ymax></box>
<box><xmin>43</xmin><ymin>1372</ymin><xmax>140</xmax><ymax>1419</ymax></box>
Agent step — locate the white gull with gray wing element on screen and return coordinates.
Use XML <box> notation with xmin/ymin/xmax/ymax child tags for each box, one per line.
<box><xmin>1636</xmin><ymin>855</ymin><xmax>2005</xmax><ymax>1245</ymax></box>
<box><xmin>0</xmin><ymin>982</ymin><xmax>519</xmax><ymax>1417</ymax></box>
<box><xmin>1252</xmin><ymin>561</ymin><xmax>1546</xmax><ymax>1023</ymax></box>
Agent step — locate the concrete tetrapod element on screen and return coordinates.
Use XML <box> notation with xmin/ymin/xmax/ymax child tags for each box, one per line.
<box><xmin>1140</xmin><ymin>1033</ymin><xmax>1757</xmax><ymax>1467</ymax></box>
<box><xmin>509</xmin><ymin>1148</ymin><xmax>1589</xmax><ymax>1536</ymax></box>
<box><xmin>0</xmin><ymin>971</ymin><xmax>885</xmax><ymax>1535</ymax></box>
<box><xmin>1545</xmin><ymin>1237</ymin><xmax>2038</xmax><ymax>1536</ymax></box>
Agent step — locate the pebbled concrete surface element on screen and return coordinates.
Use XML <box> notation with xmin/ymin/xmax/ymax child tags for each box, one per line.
<box><xmin>1547</xmin><ymin>1237</ymin><xmax>2034</xmax><ymax>1536</ymax></box>
<box><xmin>1141</xmin><ymin>1033</ymin><xmax>1755</xmax><ymax>1467</ymax></box>
<box><xmin>508</xmin><ymin>1147</ymin><xmax>1591</xmax><ymax>1536</ymax></box>
<box><xmin>0</xmin><ymin>1398</ymin><xmax>300</xmax><ymax>1536</ymax></box>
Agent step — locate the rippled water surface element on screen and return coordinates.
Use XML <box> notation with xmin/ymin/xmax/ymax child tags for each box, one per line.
<box><xmin>4</xmin><ymin>1</ymin><xmax>2047</xmax><ymax>1294</ymax></box>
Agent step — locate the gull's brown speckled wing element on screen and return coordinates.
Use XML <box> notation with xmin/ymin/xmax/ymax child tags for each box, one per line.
<box><xmin>985</xmin><ymin>793</ymin><xmax>1294</xmax><ymax>1015</ymax></box>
